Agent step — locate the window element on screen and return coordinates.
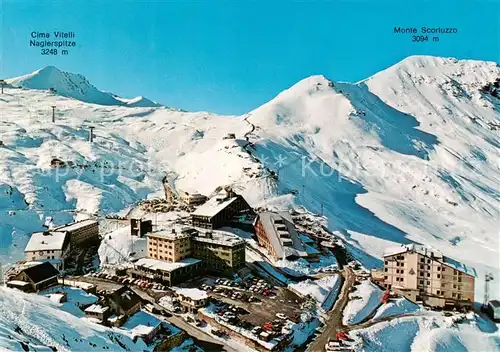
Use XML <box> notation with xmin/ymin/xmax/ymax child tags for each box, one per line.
<box><xmin>452</xmin><ymin>293</ymin><xmax>456</xmax><ymax>297</ymax></box>
<box><xmin>436</xmin><ymin>290</ymin><xmax>440</xmax><ymax>295</ymax></box>
<box><xmin>401</xmin><ymin>270</ymin><xmax>404</xmax><ymax>274</ymax></box>
<box><xmin>437</xmin><ymin>267</ymin><xmax>441</xmax><ymax>271</ymax></box>
<box><xmin>427</xmin><ymin>273</ymin><xmax>430</xmax><ymax>277</ymax></box>
<box><xmin>401</xmin><ymin>263</ymin><xmax>404</xmax><ymax>267</ymax></box>
<box><xmin>458</xmin><ymin>278</ymin><xmax>462</xmax><ymax>283</ymax></box>
<box><xmin>453</xmin><ymin>284</ymin><xmax>457</xmax><ymax>288</ymax></box>
<box><xmin>427</xmin><ymin>281</ymin><xmax>430</xmax><ymax>285</ymax></box>
<box><xmin>420</xmin><ymin>265</ymin><xmax>424</xmax><ymax>269</ymax></box>
<box><xmin>384</xmin><ymin>268</ymin><xmax>388</xmax><ymax>272</ymax></box>
<box><xmin>419</xmin><ymin>280</ymin><xmax>424</xmax><ymax>285</ymax></box>
<box><xmin>457</xmin><ymin>294</ymin><xmax>461</xmax><ymax>299</ymax></box>
<box><xmin>437</xmin><ymin>274</ymin><xmax>440</xmax><ymax>278</ymax></box>
<box><xmin>396</xmin><ymin>269</ymin><xmax>399</xmax><ymax>274</ymax></box>
<box><xmin>395</xmin><ymin>277</ymin><xmax>399</xmax><ymax>281</ymax></box>
<box><xmin>400</xmin><ymin>277</ymin><xmax>404</xmax><ymax>282</ymax></box>
<box><xmin>419</xmin><ymin>271</ymin><xmax>424</xmax><ymax>276</ymax></box>
<box><xmin>396</xmin><ymin>262</ymin><xmax>399</xmax><ymax>267</ymax></box>
<box><xmin>420</xmin><ymin>258</ymin><xmax>425</xmax><ymax>263</ymax></box>
<box><xmin>160</xmin><ymin>256</ymin><xmax>163</xmax><ymax>260</ymax></box>
<box><xmin>442</xmin><ymin>268</ymin><xmax>445</xmax><ymax>272</ymax></box>
<box><xmin>427</xmin><ymin>259</ymin><xmax>431</xmax><ymax>264</ymax></box>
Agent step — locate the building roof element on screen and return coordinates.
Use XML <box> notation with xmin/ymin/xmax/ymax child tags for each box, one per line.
<box><xmin>173</xmin><ymin>287</ymin><xmax>208</xmax><ymax>301</ymax></box>
<box><xmin>53</xmin><ymin>219</ymin><xmax>97</xmax><ymax>233</ymax></box>
<box><xmin>122</xmin><ymin>311</ymin><xmax>162</xmax><ymax>338</ymax></box>
<box><xmin>488</xmin><ymin>300</ymin><xmax>500</xmax><ymax>308</ymax></box>
<box><xmin>135</xmin><ymin>257</ymin><xmax>201</xmax><ymax>273</ymax></box>
<box><xmin>442</xmin><ymin>256</ymin><xmax>477</xmax><ymax>277</ymax></box>
<box><xmin>383</xmin><ymin>243</ymin><xmax>443</xmax><ymax>259</ymax></box>
<box><xmin>85</xmin><ymin>304</ymin><xmax>110</xmax><ymax>314</ymax></box>
<box><xmin>107</xmin><ymin>286</ymin><xmax>142</xmax><ymax>312</ymax></box>
<box><xmin>22</xmin><ymin>262</ymin><xmax>60</xmax><ymax>284</ymax></box>
<box><xmin>6</xmin><ymin>280</ymin><xmax>30</xmax><ymax>287</ymax></box>
<box><xmin>146</xmin><ymin>227</ymin><xmax>193</xmax><ymax>240</ymax></box>
<box><xmin>25</xmin><ymin>231</ymin><xmax>68</xmax><ymax>252</ymax></box>
<box><xmin>383</xmin><ymin>244</ymin><xmax>476</xmax><ymax>277</ymax></box>
<box><xmin>193</xmin><ymin>230</ymin><xmax>245</xmax><ymax>247</ymax></box>
<box><xmin>191</xmin><ymin>192</ymin><xmax>239</xmax><ymax>218</ymax></box>
<box><xmin>257</xmin><ymin>212</ymin><xmax>308</xmax><ymax>260</ymax></box>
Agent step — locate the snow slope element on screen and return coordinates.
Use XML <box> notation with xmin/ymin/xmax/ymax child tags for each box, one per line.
<box><xmin>0</xmin><ymin>286</ymin><xmax>150</xmax><ymax>352</ymax></box>
<box><xmin>343</xmin><ymin>279</ymin><xmax>384</xmax><ymax>325</ymax></box>
<box><xmin>350</xmin><ymin>312</ymin><xmax>500</xmax><ymax>352</ymax></box>
<box><xmin>0</xmin><ymin>56</ymin><xmax>499</xmax><ymax>350</ymax></box>
<box><xmin>372</xmin><ymin>297</ymin><xmax>421</xmax><ymax>320</ymax></box>
<box><xmin>288</xmin><ymin>275</ymin><xmax>340</xmax><ymax>309</ymax></box>
<box><xmin>247</xmin><ymin>56</ymin><xmax>500</xmax><ymax>298</ymax></box>
<box><xmin>6</xmin><ymin>66</ymin><xmax>161</xmax><ymax>107</ymax></box>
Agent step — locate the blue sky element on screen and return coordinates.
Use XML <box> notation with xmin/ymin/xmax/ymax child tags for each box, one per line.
<box><xmin>1</xmin><ymin>0</ymin><xmax>498</xmax><ymax>114</ymax></box>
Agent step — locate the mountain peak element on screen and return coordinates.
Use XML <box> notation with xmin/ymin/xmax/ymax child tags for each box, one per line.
<box><xmin>6</xmin><ymin>67</ymin><xmax>162</xmax><ymax>108</ymax></box>
<box><xmin>362</xmin><ymin>55</ymin><xmax>499</xmax><ymax>87</ymax></box>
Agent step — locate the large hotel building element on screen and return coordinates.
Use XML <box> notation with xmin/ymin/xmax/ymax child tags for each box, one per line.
<box><xmin>381</xmin><ymin>244</ymin><xmax>475</xmax><ymax>309</ymax></box>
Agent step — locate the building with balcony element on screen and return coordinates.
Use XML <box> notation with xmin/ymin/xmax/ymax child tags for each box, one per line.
<box><xmin>254</xmin><ymin>211</ymin><xmax>320</xmax><ymax>262</ymax></box>
<box><xmin>382</xmin><ymin>244</ymin><xmax>475</xmax><ymax>309</ymax></box>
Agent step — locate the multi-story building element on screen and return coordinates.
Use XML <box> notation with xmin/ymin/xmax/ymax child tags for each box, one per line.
<box><xmin>192</xmin><ymin>231</ymin><xmax>246</xmax><ymax>275</ymax></box>
<box><xmin>131</xmin><ymin>257</ymin><xmax>203</xmax><ymax>286</ymax></box>
<box><xmin>179</xmin><ymin>191</ymin><xmax>208</xmax><ymax>206</ymax></box>
<box><xmin>191</xmin><ymin>189</ymin><xmax>253</xmax><ymax>229</ymax></box>
<box><xmin>130</xmin><ymin>218</ymin><xmax>153</xmax><ymax>238</ymax></box>
<box><xmin>146</xmin><ymin>228</ymin><xmax>194</xmax><ymax>262</ymax></box>
<box><xmin>382</xmin><ymin>244</ymin><xmax>475</xmax><ymax>309</ymax></box>
<box><xmin>173</xmin><ymin>288</ymin><xmax>209</xmax><ymax>313</ymax></box>
<box><xmin>132</xmin><ymin>226</ymin><xmax>246</xmax><ymax>285</ymax></box>
<box><xmin>254</xmin><ymin>211</ymin><xmax>320</xmax><ymax>262</ymax></box>
<box><xmin>53</xmin><ymin>219</ymin><xmax>99</xmax><ymax>245</ymax></box>
<box><xmin>24</xmin><ymin>231</ymin><xmax>71</xmax><ymax>270</ymax></box>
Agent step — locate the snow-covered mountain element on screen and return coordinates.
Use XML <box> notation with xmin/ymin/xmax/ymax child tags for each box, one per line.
<box><xmin>0</xmin><ymin>56</ymin><xmax>499</xmax><ymax>351</ymax></box>
<box><xmin>6</xmin><ymin>66</ymin><xmax>162</xmax><ymax>107</ymax></box>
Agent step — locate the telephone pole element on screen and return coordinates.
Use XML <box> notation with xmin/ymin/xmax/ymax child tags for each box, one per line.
<box><xmin>0</xmin><ymin>80</ymin><xmax>5</xmax><ymax>94</ymax></box>
<box><xmin>88</xmin><ymin>126</ymin><xmax>95</xmax><ymax>143</ymax></box>
<box><xmin>51</xmin><ymin>106</ymin><xmax>56</xmax><ymax>123</ymax></box>
<box><xmin>484</xmin><ymin>273</ymin><xmax>494</xmax><ymax>308</ymax></box>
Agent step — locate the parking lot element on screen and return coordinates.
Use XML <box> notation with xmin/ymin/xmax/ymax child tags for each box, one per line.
<box><xmin>186</xmin><ymin>275</ymin><xmax>307</xmax><ymax>326</ymax></box>
<box><xmin>77</xmin><ymin>272</ymin><xmax>171</xmax><ymax>300</ymax></box>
